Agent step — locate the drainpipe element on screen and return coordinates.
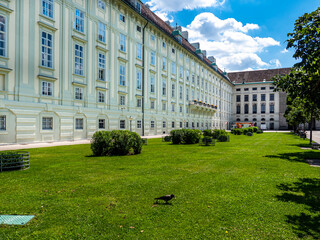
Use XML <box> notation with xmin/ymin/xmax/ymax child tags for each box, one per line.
<box><xmin>142</xmin><ymin>22</ymin><xmax>149</xmax><ymax>136</ymax></box>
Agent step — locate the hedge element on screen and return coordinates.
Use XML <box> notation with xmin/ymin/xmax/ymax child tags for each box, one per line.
<box><xmin>91</xmin><ymin>130</ymin><xmax>143</xmax><ymax>156</ymax></box>
<box><xmin>170</xmin><ymin>129</ymin><xmax>202</xmax><ymax>144</ymax></box>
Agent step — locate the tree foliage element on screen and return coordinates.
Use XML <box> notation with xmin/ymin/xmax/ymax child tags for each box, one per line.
<box><xmin>273</xmin><ymin>7</ymin><xmax>320</xmax><ymax>142</ymax></box>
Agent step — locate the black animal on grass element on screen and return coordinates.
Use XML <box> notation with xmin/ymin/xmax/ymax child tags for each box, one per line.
<box><xmin>154</xmin><ymin>194</ymin><xmax>176</xmax><ymax>204</ymax></box>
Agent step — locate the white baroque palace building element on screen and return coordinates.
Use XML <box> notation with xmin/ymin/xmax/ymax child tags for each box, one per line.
<box><xmin>0</xmin><ymin>0</ymin><xmax>234</xmax><ymax>143</ymax></box>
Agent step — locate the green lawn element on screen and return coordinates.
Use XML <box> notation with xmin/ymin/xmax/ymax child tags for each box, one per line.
<box><xmin>1</xmin><ymin>133</ymin><xmax>320</xmax><ymax>239</ymax></box>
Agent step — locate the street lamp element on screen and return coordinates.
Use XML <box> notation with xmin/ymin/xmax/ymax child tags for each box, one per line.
<box><xmin>129</xmin><ymin>116</ymin><xmax>133</xmax><ymax>131</ymax></box>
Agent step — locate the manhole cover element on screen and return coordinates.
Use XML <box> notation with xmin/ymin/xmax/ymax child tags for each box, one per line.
<box><xmin>0</xmin><ymin>215</ymin><xmax>34</xmax><ymax>225</ymax></box>
<box><xmin>306</xmin><ymin>159</ymin><xmax>320</xmax><ymax>167</ymax></box>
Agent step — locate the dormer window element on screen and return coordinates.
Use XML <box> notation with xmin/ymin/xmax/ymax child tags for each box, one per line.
<box><xmin>120</xmin><ymin>14</ymin><xmax>125</xmax><ymax>23</ymax></box>
<box><xmin>136</xmin><ymin>2</ymin><xmax>141</xmax><ymax>12</ymax></box>
<box><xmin>98</xmin><ymin>0</ymin><xmax>106</xmax><ymax>10</ymax></box>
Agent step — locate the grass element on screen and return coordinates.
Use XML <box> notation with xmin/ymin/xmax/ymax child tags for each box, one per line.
<box><xmin>0</xmin><ymin>133</ymin><xmax>320</xmax><ymax>239</ymax></box>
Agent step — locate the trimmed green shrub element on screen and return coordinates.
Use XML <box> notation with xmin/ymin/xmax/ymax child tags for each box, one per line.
<box><xmin>253</xmin><ymin>127</ymin><xmax>258</xmax><ymax>132</ymax></box>
<box><xmin>164</xmin><ymin>136</ymin><xmax>172</xmax><ymax>142</ymax></box>
<box><xmin>0</xmin><ymin>151</ymin><xmax>29</xmax><ymax>171</ymax></box>
<box><xmin>183</xmin><ymin>129</ymin><xmax>202</xmax><ymax>144</ymax></box>
<box><xmin>218</xmin><ymin>134</ymin><xmax>228</xmax><ymax>142</ymax></box>
<box><xmin>90</xmin><ymin>131</ymin><xmax>112</xmax><ymax>156</ymax></box>
<box><xmin>212</xmin><ymin>129</ymin><xmax>226</xmax><ymax>139</ymax></box>
<box><xmin>246</xmin><ymin>132</ymin><xmax>253</xmax><ymax>136</ymax></box>
<box><xmin>232</xmin><ymin>128</ymin><xmax>243</xmax><ymax>135</ymax></box>
<box><xmin>91</xmin><ymin>130</ymin><xmax>143</xmax><ymax>156</ymax></box>
<box><xmin>170</xmin><ymin>129</ymin><xmax>202</xmax><ymax>144</ymax></box>
<box><xmin>247</xmin><ymin>127</ymin><xmax>254</xmax><ymax>133</ymax></box>
<box><xmin>202</xmin><ymin>136</ymin><xmax>213</xmax><ymax>146</ymax></box>
<box><xmin>257</xmin><ymin>130</ymin><xmax>264</xmax><ymax>134</ymax></box>
<box><xmin>202</xmin><ymin>130</ymin><xmax>212</xmax><ymax>137</ymax></box>
<box><xmin>243</xmin><ymin>128</ymin><xmax>249</xmax><ymax>135</ymax></box>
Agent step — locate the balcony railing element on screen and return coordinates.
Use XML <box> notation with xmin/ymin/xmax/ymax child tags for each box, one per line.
<box><xmin>189</xmin><ymin>100</ymin><xmax>218</xmax><ymax>112</ymax></box>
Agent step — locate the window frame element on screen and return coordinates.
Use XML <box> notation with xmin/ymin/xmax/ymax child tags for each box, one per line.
<box><xmin>75</xmin><ymin>9</ymin><xmax>85</xmax><ymax>33</ymax></box>
<box><xmin>42</xmin><ymin>0</ymin><xmax>54</xmax><ymax>19</ymax></box>
<box><xmin>98</xmin><ymin>91</ymin><xmax>105</xmax><ymax>103</ymax></box>
<box><xmin>41</xmin><ymin>31</ymin><xmax>53</xmax><ymax>68</ymax></box>
<box><xmin>74</xmin><ymin>43</ymin><xmax>84</xmax><ymax>75</ymax></box>
<box><xmin>0</xmin><ymin>115</ymin><xmax>6</xmax><ymax>131</ymax></box>
<box><xmin>99</xmin><ymin>119</ymin><xmax>105</xmax><ymax>129</ymax></box>
<box><xmin>75</xmin><ymin>87</ymin><xmax>83</xmax><ymax>100</ymax></box>
<box><xmin>42</xmin><ymin>117</ymin><xmax>53</xmax><ymax>130</ymax></box>
<box><xmin>98</xmin><ymin>22</ymin><xmax>106</xmax><ymax>43</ymax></box>
<box><xmin>98</xmin><ymin>52</ymin><xmax>106</xmax><ymax>81</ymax></box>
<box><xmin>75</xmin><ymin>118</ymin><xmax>84</xmax><ymax>130</ymax></box>
<box><xmin>41</xmin><ymin>81</ymin><xmax>53</xmax><ymax>96</ymax></box>
<box><xmin>136</xmin><ymin>43</ymin><xmax>142</xmax><ymax>60</ymax></box>
<box><xmin>119</xmin><ymin>64</ymin><xmax>126</xmax><ymax>86</ymax></box>
<box><xmin>119</xmin><ymin>34</ymin><xmax>126</xmax><ymax>52</ymax></box>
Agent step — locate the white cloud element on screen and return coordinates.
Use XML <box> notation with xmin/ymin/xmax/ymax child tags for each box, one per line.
<box><xmin>146</xmin><ymin>0</ymin><xmax>225</xmax><ymax>12</ymax></box>
<box><xmin>269</xmin><ymin>59</ymin><xmax>282</xmax><ymax>68</ymax></box>
<box><xmin>281</xmin><ymin>48</ymin><xmax>288</xmax><ymax>54</ymax></box>
<box><xmin>184</xmin><ymin>12</ymin><xmax>280</xmax><ymax>71</ymax></box>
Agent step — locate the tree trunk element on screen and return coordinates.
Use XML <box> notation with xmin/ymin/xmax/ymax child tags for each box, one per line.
<box><xmin>309</xmin><ymin>115</ymin><xmax>313</xmax><ymax>144</ymax></box>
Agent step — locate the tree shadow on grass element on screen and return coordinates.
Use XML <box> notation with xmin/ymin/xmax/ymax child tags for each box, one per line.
<box><xmin>288</xmin><ymin>143</ymin><xmax>313</xmax><ymax>148</ymax></box>
<box><xmin>265</xmin><ymin>151</ymin><xmax>320</xmax><ymax>163</ymax></box>
<box><xmin>276</xmin><ymin>178</ymin><xmax>320</xmax><ymax>239</ymax></box>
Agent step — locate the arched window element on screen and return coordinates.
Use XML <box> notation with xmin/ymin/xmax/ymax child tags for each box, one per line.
<box><xmin>244</xmin><ymin>118</ymin><xmax>249</xmax><ymax>122</ymax></box>
<box><xmin>270</xmin><ymin>118</ymin><xmax>274</xmax><ymax>121</ymax></box>
<box><xmin>261</xmin><ymin>118</ymin><xmax>265</xmax><ymax>122</ymax></box>
<box><xmin>253</xmin><ymin>118</ymin><xmax>257</xmax><ymax>122</ymax></box>
<box><xmin>236</xmin><ymin>118</ymin><xmax>241</xmax><ymax>122</ymax></box>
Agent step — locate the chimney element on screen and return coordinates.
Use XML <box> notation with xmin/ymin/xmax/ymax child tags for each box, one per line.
<box><xmin>202</xmin><ymin>50</ymin><xmax>207</xmax><ymax>58</ymax></box>
<box><xmin>191</xmin><ymin>42</ymin><xmax>200</xmax><ymax>49</ymax></box>
<box><xmin>181</xmin><ymin>31</ymin><xmax>188</xmax><ymax>41</ymax></box>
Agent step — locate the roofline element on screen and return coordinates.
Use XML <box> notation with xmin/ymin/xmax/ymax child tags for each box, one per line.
<box><xmin>119</xmin><ymin>0</ymin><xmax>232</xmax><ymax>83</ymax></box>
<box><xmin>233</xmin><ymin>81</ymin><xmax>273</xmax><ymax>85</ymax></box>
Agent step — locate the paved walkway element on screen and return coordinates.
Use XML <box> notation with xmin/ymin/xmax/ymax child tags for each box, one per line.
<box><xmin>0</xmin><ymin>134</ymin><xmax>168</xmax><ymax>151</ymax></box>
<box><xmin>306</xmin><ymin>131</ymin><xmax>320</xmax><ymax>144</ymax></box>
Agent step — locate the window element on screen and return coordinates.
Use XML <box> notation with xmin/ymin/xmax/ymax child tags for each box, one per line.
<box><xmin>179</xmin><ymin>86</ymin><xmax>183</xmax><ymax>100</ymax></box>
<box><xmin>244</xmin><ymin>95</ymin><xmax>249</xmax><ymax>102</ymax></box>
<box><xmin>261</xmin><ymin>94</ymin><xmax>266</xmax><ymax>101</ymax></box>
<box><xmin>41</xmin><ymin>31</ymin><xmax>53</xmax><ymax>68</ymax></box>
<box><xmin>119</xmin><ymin>64</ymin><xmax>126</xmax><ymax>86</ymax></box>
<box><xmin>186</xmin><ymin>70</ymin><xmax>189</xmax><ymax>81</ymax></box>
<box><xmin>171</xmin><ymin>104</ymin><xmax>175</xmax><ymax>112</ymax></box>
<box><xmin>98</xmin><ymin>53</ymin><xmax>106</xmax><ymax>81</ymax></box>
<box><xmin>253</xmin><ymin>104</ymin><xmax>257</xmax><ymax>114</ymax></box>
<box><xmin>150</xmin><ymin>51</ymin><xmax>155</xmax><ymax>65</ymax></box>
<box><xmin>99</xmin><ymin>119</ymin><xmax>105</xmax><ymax>129</ymax></box>
<box><xmin>119</xmin><ymin>34</ymin><xmax>126</xmax><ymax>52</ymax></box>
<box><xmin>171</xmin><ymin>83</ymin><xmax>175</xmax><ymax>98</ymax></box>
<box><xmin>270</xmin><ymin>86</ymin><xmax>274</xmax><ymax>90</ymax></box>
<box><xmin>252</xmin><ymin>87</ymin><xmax>257</xmax><ymax>91</ymax></box>
<box><xmin>245</xmin><ymin>104</ymin><xmax>249</xmax><ymax>114</ymax></box>
<box><xmin>0</xmin><ymin>115</ymin><xmax>6</xmax><ymax>130</ymax></box>
<box><xmin>119</xmin><ymin>95</ymin><xmax>125</xmax><ymax>105</ymax></box>
<box><xmin>136</xmin><ymin>2</ymin><xmax>141</xmax><ymax>12</ymax></box>
<box><xmin>179</xmin><ymin>66</ymin><xmax>183</xmax><ymax>78</ymax></box>
<box><xmin>236</xmin><ymin>105</ymin><xmax>241</xmax><ymax>114</ymax></box>
<box><xmin>150</xmin><ymin>74</ymin><xmax>155</xmax><ymax>93</ymax></box>
<box><xmin>180</xmin><ymin>106</ymin><xmax>183</xmax><ymax>113</ymax></box>
<box><xmin>42</xmin><ymin>0</ymin><xmax>54</xmax><ymax>18</ymax></box>
<box><xmin>172</xmin><ymin>62</ymin><xmax>176</xmax><ymax>75</ymax></box>
<box><xmin>76</xmin><ymin>118</ymin><xmax>83</xmax><ymax>129</ymax></box>
<box><xmin>162</xmin><ymin>80</ymin><xmax>166</xmax><ymax>96</ymax></box>
<box><xmin>180</xmin><ymin>122</ymin><xmax>183</xmax><ymax>128</ymax></box>
<box><xmin>75</xmin><ymin>9</ymin><xmax>84</xmax><ymax>33</ymax></box>
<box><xmin>252</xmin><ymin>94</ymin><xmax>257</xmax><ymax>101</ymax></box>
<box><xmin>270</xmin><ymin>104</ymin><xmax>274</xmax><ymax>114</ymax></box>
<box><xmin>98</xmin><ymin>0</ymin><xmax>106</xmax><ymax>10</ymax></box>
<box><xmin>261</xmin><ymin>103</ymin><xmax>265</xmax><ymax>114</ymax></box>
<box><xmin>75</xmin><ymin>87</ymin><xmax>83</xmax><ymax>100</ymax></box>
<box><xmin>137</xmin><ymin>120</ymin><xmax>142</xmax><ymax>129</ymax></box>
<box><xmin>186</xmin><ymin>88</ymin><xmax>189</xmax><ymax>101</ymax></box>
<box><xmin>179</xmin><ymin>53</ymin><xmax>183</xmax><ymax>59</ymax></box>
<box><xmin>163</xmin><ymin>42</ymin><xmax>166</xmax><ymax>48</ymax></box>
<box><xmin>136</xmin><ymin>69</ymin><xmax>142</xmax><ymax>90</ymax></box>
<box><xmin>137</xmin><ymin>99</ymin><xmax>142</xmax><ymax>107</ymax></box>
<box><xmin>150</xmin><ymin>101</ymin><xmax>155</xmax><ymax>109</ymax></box>
<box><xmin>151</xmin><ymin>120</ymin><xmax>155</xmax><ymax>128</ymax></box>
<box><xmin>98</xmin><ymin>91</ymin><xmax>105</xmax><ymax>103</ymax></box>
<box><xmin>150</xmin><ymin>34</ymin><xmax>155</xmax><ymax>41</ymax></box>
<box><xmin>186</xmin><ymin>122</ymin><xmax>189</xmax><ymax>128</ymax></box>
<box><xmin>42</xmin><ymin>81</ymin><xmax>53</xmax><ymax>96</ymax></box>
<box><xmin>172</xmin><ymin>48</ymin><xmax>175</xmax><ymax>54</ymax></box>
<box><xmin>162</xmin><ymin>102</ymin><xmax>166</xmax><ymax>111</ymax></box>
<box><xmin>162</xmin><ymin>57</ymin><xmax>167</xmax><ymax>71</ymax></box>
<box><xmin>261</xmin><ymin>87</ymin><xmax>266</xmax><ymax>90</ymax></box>
<box><xmin>120</xmin><ymin>120</ymin><xmax>125</xmax><ymax>129</ymax></box>
<box><xmin>253</xmin><ymin>118</ymin><xmax>257</xmax><ymax>122</ymax></box>
<box><xmin>74</xmin><ymin>44</ymin><xmax>84</xmax><ymax>75</ymax></box>
<box><xmin>163</xmin><ymin>121</ymin><xmax>166</xmax><ymax>128</ymax></box>
<box><xmin>137</xmin><ymin>43</ymin><xmax>142</xmax><ymax>60</ymax></box>
<box><xmin>270</xmin><ymin>93</ymin><xmax>274</xmax><ymax>101</ymax></box>
<box><xmin>98</xmin><ymin>22</ymin><xmax>106</xmax><ymax>42</ymax></box>
<box><xmin>192</xmin><ymin>75</ymin><xmax>195</xmax><ymax>83</ymax></box>
<box><xmin>197</xmin><ymin>76</ymin><xmax>200</xmax><ymax>85</ymax></box>
<box><xmin>42</xmin><ymin>117</ymin><xmax>53</xmax><ymax>130</ymax></box>
<box><xmin>236</xmin><ymin>88</ymin><xmax>240</xmax><ymax>92</ymax></box>
<box><xmin>137</xmin><ymin>25</ymin><xmax>141</xmax><ymax>32</ymax></box>
<box><xmin>236</xmin><ymin>118</ymin><xmax>241</xmax><ymax>122</ymax></box>
<box><xmin>236</xmin><ymin>95</ymin><xmax>241</xmax><ymax>102</ymax></box>
<box><xmin>172</xmin><ymin>122</ymin><xmax>175</xmax><ymax>128</ymax></box>
<box><xmin>120</xmin><ymin>14</ymin><xmax>125</xmax><ymax>23</ymax></box>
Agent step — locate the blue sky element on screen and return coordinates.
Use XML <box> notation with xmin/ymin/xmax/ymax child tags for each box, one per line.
<box><xmin>141</xmin><ymin>0</ymin><xmax>319</xmax><ymax>72</ymax></box>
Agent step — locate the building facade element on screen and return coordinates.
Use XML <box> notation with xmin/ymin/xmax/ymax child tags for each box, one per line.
<box><xmin>228</xmin><ymin>69</ymin><xmax>291</xmax><ymax>130</ymax></box>
<box><xmin>0</xmin><ymin>0</ymin><xmax>233</xmax><ymax>144</ymax></box>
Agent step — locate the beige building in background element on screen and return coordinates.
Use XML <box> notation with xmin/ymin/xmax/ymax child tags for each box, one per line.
<box><xmin>0</xmin><ymin>0</ymin><xmax>233</xmax><ymax>144</ymax></box>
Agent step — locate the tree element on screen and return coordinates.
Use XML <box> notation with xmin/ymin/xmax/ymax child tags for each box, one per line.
<box><xmin>273</xmin><ymin>7</ymin><xmax>320</xmax><ymax>144</ymax></box>
<box><xmin>284</xmin><ymin>97</ymin><xmax>310</xmax><ymax>131</ymax></box>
